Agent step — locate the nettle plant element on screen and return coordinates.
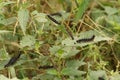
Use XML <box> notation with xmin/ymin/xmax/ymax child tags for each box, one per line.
<box><xmin>0</xmin><ymin>0</ymin><xmax>120</xmax><ymax>80</ymax></box>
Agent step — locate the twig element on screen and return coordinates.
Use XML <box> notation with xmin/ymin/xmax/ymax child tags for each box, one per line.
<box><xmin>13</xmin><ymin>21</ymin><xmax>18</xmax><ymax>36</ymax></box>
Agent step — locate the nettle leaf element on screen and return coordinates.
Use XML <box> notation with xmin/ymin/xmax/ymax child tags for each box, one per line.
<box><xmin>0</xmin><ymin>48</ymin><xmax>9</xmax><ymax>70</ymax></box>
<box><xmin>66</xmin><ymin>60</ymin><xmax>86</xmax><ymax>69</ymax></box>
<box><xmin>49</xmin><ymin>46</ymin><xmax>61</xmax><ymax>54</ymax></box>
<box><xmin>0</xmin><ymin>48</ymin><xmax>9</xmax><ymax>60</ymax></box>
<box><xmin>105</xmin><ymin>6</ymin><xmax>118</xmax><ymax>15</ymax></box>
<box><xmin>0</xmin><ymin>32</ymin><xmax>18</xmax><ymax>42</ymax></box>
<box><xmin>109</xmin><ymin>74</ymin><xmax>120</xmax><ymax>80</ymax></box>
<box><xmin>0</xmin><ymin>75</ymin><xmax>19</xmax><ymax>80</ymax></box>
<box><xmin>0</xmin><ymin>30</ymin><xmax>13</xmax><ymax>41</ymax></box>
<box><xmin>61</xmin><ymin>68</ymin><xmax>86</xmax><ymax>76</ymax></box>
<box><xmin>89</xmin><ymin>70</ymin><xmax>107</xmax><ymax>80</ymax></box>
<box><xmin>49</xmin><ymin>46</ymin><xmax>64</xmax><ymax>58</ymax></box>
<box><xmin>31</xmin><ymin>10</ymin><xmax>47</xmax><ymax>23</ymax></box>
<box><xmin>106</xmin><ymin>15</ymin><xmax>120</xmax><ymax>30</ymax></box>
<box><xmin>62</xmin><ymin>30</ymin><xmax>112</xmax><ymax>46</ymax></box>
<box><xmin>0</xmin><ymin>1</ymin><xmax>15</xmax><ymax>9</ymax></box>
<box><xmin>49</xmin><ymin>46</ymin><xmax>79</xmax><ymax>58</ymax></box>
<box><xmin>0</xmin><ymin>14</ymin><xmax>6</xmax><ymax>25</ymax></box>
<box><xmin>46</xmin><ymin>69</ymin><xmax>58</xmax><ymax>75</ymax></box>
<box><xmin>61</xmin><ymin>47</ymin><xmax>79</xmax><ymax>58</ymax></box>
<box><xmin>20</xmin><ymin>35</ymin><xmax>36</xmax><ymax>48</ymax></box>
<box><xmin>4</xmin><ymin>17</ymin><xmax>17</xmax><ymax>26</ymax></box>
<box><xmin>0</xmin><ymin>16</ymin><xmax>16</xmax><ymax>26</ymax></box>
<box><xmin>18</xmin><ymin>9</ymin><xmax>29</xmax><ymax>35</ymax></box>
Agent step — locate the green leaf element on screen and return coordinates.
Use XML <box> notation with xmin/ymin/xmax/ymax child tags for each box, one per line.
<box><xmin>4</xmin><ymin>17</ymin><xmax>17</xmax><ymax>25</ymax></box>
<box><xmin>0</xmin><ymin>48</ymin><xmax>9</xmax><ymax>70</ymax></box>
<box><xmin>49</xmin><ymin>46</ymin><xmax>79</xmax><ymax>58</ymax></box>
<box><xmin>31</xmin><ymin>10</ymin><xmax>47</xmax><ymax>23</ymax></box>
<box><xmin>105</xmin><ymin>6</ymin><xmax>118</xmax><ymax>15</ymax></box>
<box><xmin>61</xmin><ymin>68</ymin><xmax>86</xmax><ymax>76</ymax></box>
<box><xmin>49</xmin><ymin>46</ymin><xmax>61</xmax><ymax>54</ymax></box>
<box><xmin>91</xmin><ymin>9</ymin><xmax>105</xmax><ymax>21</ymax></box>
<box><xmin>0</xmin><ymin>75</ymin><xmax>19</xmax><ymax>80</ymax></box>
<box><xmin>0</xmin><ymin>1</ymin><xmax>15</xmax><ymax>9</ymax></box>
<box><xmin>0</xmin><ymin>75</ymin><xmax>10</xmax><ymax>80</ymax></box>
<box><xmin>49</xmin><ymin>46</ymin><xmax>65</xmax><ymax>58</ymax></box>
<box><xmin>0</xmin><ymin>32</ymin><xmax>18</xmax><ymax>42</ymax></box>
<box><xmin>106</xmin><ymin>15</ymin><xmax>120</xmax><ymax>30</ymax></box>
<box><xmin>0</xmin><ymin>14</ymin><xmax>5</xmax><ymax>24</ymax></box>
<box><xmin>61</xmin><ymin>47</ymin><xmax>79</xmax><ymax>58</ymax></box>
<box><xmin>18</xmin><ymin>9</ymin><xmax>29</xmax><ymax>35</ymax></box>
<box><xmin>0</xmin><ymin>48</ymin><xmax>8</xmax><ymax>60</ymax></box>
<box><xmin>20</xmin><ymin>35</ymin><xmax>36</xmax><ymax>48</ymax></box>
<box><xmin>75</xmin><ymin>0</ymin><xmax>91</xmax><ymax>21</ymax></box>
<box><xmin>109</xmin><ymin>74</ymin><xmax>120</xmax><ymax>80</ymax></box>
<box><xmin>0</xmin><ymin>14</ymin><xmax>16</xmax><ymax>25</ymax></box>
<box><xmin>66</xmin><ymin>60</ymin><xmax>86</xmax><ymax>69</ymax></box>
<box><xmin>46</xmin><ymin>69</ymin><xmax>58</xmax><ymax>75</ymax></box>
<box><xmin>89</xmin><ymin>70</ymin><xmax>107</xmax><ymax>80</ymax></box>
<box><xmin>32</xmin><ymin>74</ymin><xmax>57</xmax><ymax>80</ymax></box>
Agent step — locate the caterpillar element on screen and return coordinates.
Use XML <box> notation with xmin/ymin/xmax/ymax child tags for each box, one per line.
<box><xmin>4</xmin><ymin>52</ymin><xmax>22</xmax><ymax>68</ymax></box>
<box><xmin>76</xmin><ymin>35</ymin><xmax>95</xmax><ymax>43</ymax></box>
<box><xmin>47</xmin><ymin>14</ymin><xmax>74</xmax><ymax>40</ymax></box>
<box><xmin>47</xmin><ymin>15</ymin><xmax>61</xmax><ymax>25</ymax></box>
<box><xmin>98</xmin><ymin>77</ymin><xmax>105</xmax><ymax>80</ymax></box>
<box><xmin>38</xmin><ymin>65</ymin><xmax>54</xmax><ymax>69</ymax></box>
<box><xmin>50</xmin><ymin>12</ymin><xmax>62</xmax><ymax>17</ymax></box>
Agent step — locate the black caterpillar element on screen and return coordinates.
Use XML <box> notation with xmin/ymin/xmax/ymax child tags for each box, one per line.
<box><xmin>47</xmin><ymin>15</ymin><xmax>61</xmax><ymax>25</ymax></box>
<box><xmin>4</xmin><ymin>52</ymin><xmax>22</xmax><ymax>68</ymax></box>
<box><xmin>47</xmin><ymin>13</ymin><xmax>74</xmax><ymax>40</ymax></box>
<box><xmin>98</xmin><ymin>77</ymin><xmax>105</xmax><ymax>80</ymax></box>
<box><xmin>50</xmin><ymin>12</ymin><xmax>62</xmax><ymax>17</ymax></box>
<box><xmin>38</xmin><ymin>65</ymin><xmax>54</xmax><ymax>69</ymax></box>
<box><xmin>76</xmin><ymin>35</ymin><xmax>95</xmax><ymax>43</ymax></box>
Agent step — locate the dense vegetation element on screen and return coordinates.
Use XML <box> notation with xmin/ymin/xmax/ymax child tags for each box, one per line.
<box><xmin>0</xmin><ymin>0</ymin><xmax>120</xmax><ymax>80</ymax></box>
